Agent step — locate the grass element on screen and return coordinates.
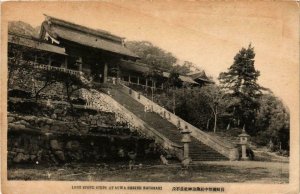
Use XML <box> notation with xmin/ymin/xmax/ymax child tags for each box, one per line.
<box><xmin>8</xmin><ymin>161</ymin><xmax>288</xmax><ymax>183</ymax></box>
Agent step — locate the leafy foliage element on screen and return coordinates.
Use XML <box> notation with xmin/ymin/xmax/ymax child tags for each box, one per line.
<box><xmin>254</xmin><ymin>93</ymin><xmax>290</xmax><ymax>151</ymax></box>
<box><xmin>143</xmin><ymin>65</ymin><xmax>164</xmax><ymax>86</ymax></box>
<box><xmin>218</xmin><ymin>44</ymin><xmax>262</xmax><ymax>132</ymax></box>
<box><xmin>8</xmin><ymin>49</ymin><xmax>52</xmax><ymax>101</ymax></box>
<box><xmin>8</xmin><ymin>21</ymin><xmax>40</xmax><ymax>37</ymax></box>
<box><xmin>167</xmin><ymin>70</ymin><xmax>183</xmax><ymax>89</ymax></box>
<box><xmin>8</xmin><ymin>44</ymin><xmax>91</xmax><ymax>109</ymax></box>
<box><xmin>35</xmin><ymin>69</ymin><xmax>91</xmax><ymax>114</ymax></box>
<box><xmin>126</xmin><ymin>41</ymin><xmax>177</xmax><ymax>71</ymax></box>
<box><xmin>172</xmin><ymin>61</ymin><xmax>193</xmax><ymax>75</ymax></box>
<box><xmin>199</xmin><ymin>85</ymin><xmax>233</xmax><ymax>132</ymax></box>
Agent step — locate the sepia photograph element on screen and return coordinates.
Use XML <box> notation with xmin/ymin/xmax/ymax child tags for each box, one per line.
<box><xmin>1</xmin><ymin>1</ymin><xmax>299</xmax><ymax>194</ymax></box>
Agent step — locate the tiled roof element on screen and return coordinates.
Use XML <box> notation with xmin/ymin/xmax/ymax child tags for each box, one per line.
<box><xmin>40</xmin><ymin>15</ymin><xmax>139</xmax><ymax>59</ymax></box>
<box><xmin>187</xmin><ymin>70</ymin><xmax>212</xmax><ymax>83</ymax></box>
<box><xmin>44</xmin><ymin>15</ymin><xmax>124</xmax><ymax>43</ymax></box>
<box><xmin>120</xmin><ymin>60</ymin><xmax>198</xmax><ymax>84</ymax></box>
<box><xmin>8</xmin><ymin>33</ymin><xmax>67</xmax><ymax>55</ymax></box>
<box><xmin>120</xmin><ymin>60</ymin><xmax>150</xmax><ymax>73</ymax></box>
<box><xmin>163</xmin><ymin>72</ymin><xmax>199</xmax><ymax>85</ymax></box>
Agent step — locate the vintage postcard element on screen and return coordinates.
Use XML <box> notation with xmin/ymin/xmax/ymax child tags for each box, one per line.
<box><xmin>1</xmin><ymin>1</ymin><xmax>299</xmax><ymax>194</ymax></box>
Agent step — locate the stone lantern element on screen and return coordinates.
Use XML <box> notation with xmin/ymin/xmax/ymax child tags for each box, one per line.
<box><xmin>238</xmin><ymin>127</ymin><xmax>250</xmax><ymax>160</ymax></box>
<box><xmin>181</xmin><ymin>126</ymin><xmax>192</xmax><ymax>167</ymax></box>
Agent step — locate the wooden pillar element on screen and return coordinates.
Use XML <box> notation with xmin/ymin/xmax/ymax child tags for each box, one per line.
<box><xmin>137</xmin><ymin>77</ymin><xmax>140</xmax><ymax>85</ymax></box>
<box><xmin>128</xmin><ymin>74</ymin><xmax>131</xmax><ymax>83</ymax></box>
<box><xmin>34</xmin><ymin>54</ymin><xmax>37</xmax><ymax>64</ymax></box>
<box><xmin>18</xmin><ymin>51</ymin><xmax>23</xmax><ymax>60</ymax></box>
<box><xmin>103</xmin><ymin>63</ymin><xmax>108</xmax><ymax>83</ymax></box>
<box><xmin>48</xmin><ymin>55</ymin><xmax>52</xmax><ymax>66</ymax></box>
<box><xmin>78</xmin><ymin>57</ymin><xmax>82</xmax><ymax>71</ymax></box>
<box><xmin>63</xmin><ymin>57</ymin><xmax>68</xmax><ymax>68</ymax></box>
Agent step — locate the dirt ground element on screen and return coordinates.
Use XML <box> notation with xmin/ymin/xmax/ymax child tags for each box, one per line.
<box><xmin>7</xmin><ymin>160</ymin><xmax>288</xmax><ymax>183</ymax></box>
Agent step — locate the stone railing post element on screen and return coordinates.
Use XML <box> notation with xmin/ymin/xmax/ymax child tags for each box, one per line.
<box><xmin>181</xmin><ymin>126</ymin><xmax>192</xmax><ymax>168</ymax></box>
<box><xmin>238</xmin><ymin>128</ymin><xmax>250</xmax><ymax>160</ymax></box>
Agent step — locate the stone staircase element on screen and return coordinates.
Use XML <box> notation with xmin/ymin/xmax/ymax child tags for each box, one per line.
<box><xmin>108</xmin><ymin>86</ymin><xmax>230</xmax><ymax>161</ymax></box>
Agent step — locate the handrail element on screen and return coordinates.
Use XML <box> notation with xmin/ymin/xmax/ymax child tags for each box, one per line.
<box><xmin>8</xmin><ymin>57</ymin><xmax>91</xmax><ymax>85</ymax></box>
<box><xmin>8</xmin><ymin>58</ymin><xmax>82</xmax><ymax>76</ymax></box>
<box><xmin>80</xmin><ymin>88</ymin><xmax>182</xmax><ymax>147</ymax></box>
<box><xmin>119</xmin><ymin>82</ymin><xmax>238</xmax><ymax>160</ymax></box>
<box><xmin>121</xmin><ymin>80</ymin><xmax>164</xmax><ymax>91</ymax></box>
<box><xmin>121</xmin><ymin>83</ymin><xmax>233</xmax><ymax>148</ymax></box>
<box><xmin>80</xmin><ymin>88</ymin><xmax>183</xmax><ymax>159</ymax></box>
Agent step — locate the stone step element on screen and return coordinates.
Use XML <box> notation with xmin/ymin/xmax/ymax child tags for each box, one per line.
<box><xmin>107</xmin><ymin>87</ymin><xmax>229</xmax><ymax>161</ymax></box>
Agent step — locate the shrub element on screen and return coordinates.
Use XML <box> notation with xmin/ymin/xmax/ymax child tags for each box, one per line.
<box><xmin>8</xmin><ymin>89</ymin><xmax>32</xmax><ymax>99</ymax></box>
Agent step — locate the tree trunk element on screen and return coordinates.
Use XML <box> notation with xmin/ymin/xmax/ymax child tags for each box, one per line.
<box><xmin>34</xmin><ymin>81</ymin><xmax>54</xmax><ymax>102</ymax></box>
<box><xmin>213</xmin><ymin>113</ymin><xmax>217</xmax><ymax>133</ymax></box>
<box><xmin>151</xmin><ymin>80</ymin><xmax>154</xmax><ymax>102</ymax></box>
<box><xmin>172</xmin><ymin>89</ymin><xmax>176</xmax><ymax>115</ymax></box>
<box><xmin>226</xmin><ymin>122</ymin><xmax>231</xmax><ymax>130</ymax></box>
<box><xmin>212</xmin><ymin>106</ymin><xmax>218</xmax><ymax>133</ymax></box>
<box><xmin>206</xmin><ymin>118</ymin><xmax>211</xmax><ymax>130</ymax></box>
<box><xmin>65</xmin><ymin>83</ymin><xmax>75</xmax><ymax>117</ymax></box>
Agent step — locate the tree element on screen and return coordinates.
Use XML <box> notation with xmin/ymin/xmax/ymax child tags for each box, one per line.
<box><xmin>8</xmin><ymin>21</ymin><xmax>40</xmax><ymax>38</ymax></box>
<box><xmin>8</xmin><ymin>46</ymin><xmax>31</xmax><ymax>89</ymax></box>
<box><xmin>167</xmin><ymin>70</ymin><xmax>183</xmax><ymax>89</ymax></box>
<box><xmin>168</xmin><ymin>87</ymin><xmax>215</xmax><ymax>131</ymax></box>
<box><xmin>172</xmin><ymin>61</ymin><xmax>192</xmax><ymax>75</ymax></box>
<box><xmin>200</xmin><ymin>85</ymin><xmax>232</xmax><ymax>133</ymax></box>
<box><xmin>7</xmin><ymin>44</ymin><xmax>56</xmax><ymax>102</ymax></box>
<box><xmin>126</xmin><ymin>41</ymin><xmax>177</xmax><ymax>71</ymax></box>
<box><xmin>32</xmin><ymin>70</ymin><xmax>57</xmax><ymax>101</ymax></box>
<box><xmin>218</xmin><ymin>44</ymin><xmax>262</xmax><ymax>132</ymax></box>
<box><xmin>48</xmin><ymin>70</ymin><xmax>92</xmax><ymax>113</ymax></box>
<box><xmin>143</xmin><ymin>64</ymin><xmax>164</xmax><ymax>101</ymax></box>
<box><xmin>255</xmin><ymin>93</ymin><xmax>290</xmax><ymax>151</ymax></box>
<box><xmin>167</xmin><ymin>70</ymin><xmax>183</xmax><ymax>114</ymax></box>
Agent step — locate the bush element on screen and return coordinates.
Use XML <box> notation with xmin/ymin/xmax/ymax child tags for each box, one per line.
<box><xmin>277</xmin><ymin>149</ymin><xmax>289</xmax><ymax>157</ymax></box>
<box><xmin>71</xmin><ymin>98</ymin><xmax>86</xmax><ymax>105</ymax></box>
<box><xmin>8</xmin><ymin>89</ymin><xmax>32</xmax><ymax>99</ymax></box>
<box><xmin>8</xmin><ymin>100</ymin><xmax>42</xmax><ymax>115</ymax></box>
<box><xmin>252</xmin><ymin>131</ymin><xmax>270</xmax><ymax>146</ymax></box>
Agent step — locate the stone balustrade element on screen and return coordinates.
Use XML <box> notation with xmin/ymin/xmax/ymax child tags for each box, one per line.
<box><xmin>80</xmin><ymin>88</ymin><xmax>184</xmax><ymax>160</ymax></box>
<box><xmin>8</xmin><ymin>57</ymin><xmax>90</xmax><ymax>85</ymax></box>
<box><xmin>119</xmin><ymin>83</ymin><xmax>239</xmax><ymax>160</ymax></box>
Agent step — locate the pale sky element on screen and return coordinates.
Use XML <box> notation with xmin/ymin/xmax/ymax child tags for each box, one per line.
<box><xmin>2</xmin><ymin>1</ymin><xmax>299</xmax><ymax>107</ymax></box>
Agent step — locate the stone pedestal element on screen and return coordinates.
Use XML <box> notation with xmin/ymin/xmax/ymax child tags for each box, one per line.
<box><xmin>183</xmin><ymin>143</ymin><xmax>189</xmax><ymax>159</ymax></box>
<box><xmin>238</xmin><ymin>128</ymin><xmax>250</xmax><ymax>160</ymax></box>
<box><xmin>181</xmin><ymin>127</ymin><xmax>192</xmax><ymax>168</ymax></box>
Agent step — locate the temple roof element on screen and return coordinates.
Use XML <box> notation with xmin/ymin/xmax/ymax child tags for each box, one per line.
<box><xmin>120</xmin><ymin>60</ymin><xmax>199</xmax><ymax>85</ymax></box>
<box><xmin>120</xmin><ymin>60</ymin><xmax>150</xmax><ymax>73</ymax></box>
<box><xmin>187</xmin><ymin>70</ymin><xmax>213</xmax><ymax>83</ymax></box>
<box><xmin>40</xmin><ymin>15</ymin><xmax>139</xmax><ymax>59</ymax></box>
<box><xmin>163</xmin><ymin>72</ymin><xmax>199</xmax><ymax>85</ymax></box>
<box><xmin>8</xmin><ymin>33</ymin><xmax>67</xmax><ymax>55</ymax></box>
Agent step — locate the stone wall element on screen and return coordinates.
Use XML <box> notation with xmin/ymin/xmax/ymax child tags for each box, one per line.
<box><xmin>8</xmin><ymin>132</ymin><xmax>160</xmax><ymax>165</ymax></box>
<box><xmin>8</xmin><ymin>99</ymin><xmax>117</xmax><ymax>126</ymax></box>
<box><xmin>8</xmin><ymin>113</ymin><xmax>161</xmax><ymax>165</ymax></box>
<box><xmin>9</xmin><ymin>68</ymin><xmax>67</xmax><ymax>100</ymax></box>
<box><xmin>7</xmin><ymin>67</ymin><xmax>166</xmax><ymax>166</ymax></box>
